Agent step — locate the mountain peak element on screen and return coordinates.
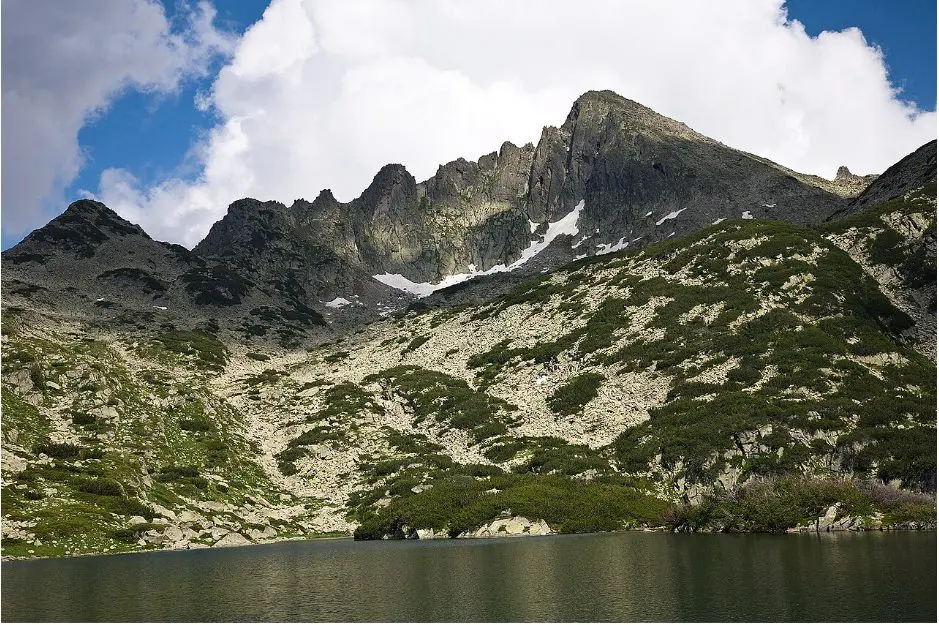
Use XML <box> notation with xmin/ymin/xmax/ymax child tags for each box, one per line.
<box><xmin>61</xmin><ymin>198</ymin><xmax>110</xmax><ymax>217</ymax></box>
<box><xmin>58</xmin><ymin>199</ymin><xmax>146</xmax><ymax>234</ymax></box>
<box><xmin>357</xmin><ymin>163</ymin><xmax>417</xmax><ymax>207</ymax></box>
<box><xmin>834</xmin><ymin>165</ymin><xmax>861</xmax><ymax>184</ymax></box>
<box><xmin>314</xmin><ymin>188</ymin><xmax>337</xmax><ymax>204</ymax></box>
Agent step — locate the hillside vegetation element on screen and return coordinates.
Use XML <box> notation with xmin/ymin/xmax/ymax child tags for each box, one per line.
<box><xmin>2</xmin><ymin>186</ymin><xmax>935</xmax><ymax>557</ymax></box>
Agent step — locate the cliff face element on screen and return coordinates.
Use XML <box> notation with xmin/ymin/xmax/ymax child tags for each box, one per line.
<box><xmin>193</xmin><ymin>90</ymin><xmax>849</xmax><ymax>307</ymax></box>
<box><xmin>3</xmin><ymin>91</ymin><xmax>930</xmax><ymax>344</ymax></box>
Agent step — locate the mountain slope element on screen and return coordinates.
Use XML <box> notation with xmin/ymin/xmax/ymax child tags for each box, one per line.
<box><xmin>1</xmin><ymin>200</ymin><xmax>334</xmax><ymax>347</ymax></box>
<box><xmin>828</xmin><ymin>140</ymin><xmax>937</xmax><ymax>220</ymax></box>
<box><xmin>5</xmin><ymin>90</ymin><xmax>862</xmax><ymax>338</ymax></box>
<box><xmin>192</xmin><ymin>90</ymin><xmax>849</xmax><ymax>306</ymax></box>
<box><xmin>2</xmin><ymin>96</ymin><xmax>936</xmax><ymax>558</ymax></box>
<box><xmin>3</xmin><ymin>187</ymin><xmax>934</xmax><ymax>556</ymax></box>
<box><xmin>822</xmin><ymin>182</ymin><xmax>937</xmax><ymax>358</ymax></box>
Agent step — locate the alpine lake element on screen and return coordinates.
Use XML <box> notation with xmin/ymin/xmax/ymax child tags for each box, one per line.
<box><xmin>2</xmin><ymin>531</ymin><xmax>935</xmax><ymax>622</ymax></box>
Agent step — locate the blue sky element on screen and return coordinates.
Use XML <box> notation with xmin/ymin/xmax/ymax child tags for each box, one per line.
<box><xmin>67</xmin><ymin>1</ymin><xmax>271</xmax><ymax>210</ymax></box>
<box><xmin>3</xmin><ymin>0</ymin><xmax>936</xmax><ymax>250</ymax></box>
<box><xmin>787</xmin><ymin>0</ymin><xmax>936</xmax><ymax>109</ymax></box>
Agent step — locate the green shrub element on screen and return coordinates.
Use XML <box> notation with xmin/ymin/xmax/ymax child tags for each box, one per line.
<box><xmin>32</xmin><ymin>442</ymin><xmax>80</xmax><ymax>459</ymax></box>
<box><xmin>79</xmin><ymin>478</ymin><xmax>123</xmax><ymax>497</ymax></box>
<box><xmin>668</xmin><ymin>477</ymin><xmax>936</xmax><ymax>532</ymax></box>
<box><xmin>547</xmin><ymin>373</ymin><xmax>605</xmax><ymax>415</ymax></box>
<box><xmin>384</xmin><ymin>429</ymin><xmax>444</xmax><ymax>455</ymax></box>
<box><xmin>402</xmin><ymin>335</ymin><xmax>430</xmax><ymax>354</ymax></box>
<box><xmin>868</xmin><ymin>229</ymin><xmax>905</xmax><ymax>265</ymax></box>
<box><xmin>276</xmin><ymin>447</ymin><xmax>306</xmax><ymax>475</ymax></box>
<box><xmin>245</xmin><ymin>369</ymin><xmax>284</xmax><ymax>386</ymax></box>
<box><xmin>365</xmin><ymin>366</ymin><xmax>515</xmax><ymax>442</ymax></box>
<box><xmin>484</xmin><ymin>440</ymin><xmax>528</xmax><ymax>462</ymax></box>
<box><xmin>351</xmin><ymin>473</ymin><xmax>672</xmax><ymax>539</ymax></box>
<box><xmin>179</xmin><ymin>419</ymin><xmax>212</xmax><ymax>432</ymax></box>
<box><xmin>80</xmin><ymin>448</ymin><xmax>105</xmax><ymax>460</ymax></box>
<box><xmin>323</xmin><ymin>351</ymin><xmax>349</xmax><ymax>364</ymax></box>
<box><xmin>154</xmin><ymin>330</ymin><xmax>228</xmax><ymax>371</ymax></box>
<box><xmin>71</xmin><ymin>412</ymin><xmax>97</xmax><ymax>427</ymax></box>
<box><xmin>110</xmin><ymin>498</ymin><xmax>155</xmax><ymax>518</ymax></box>
<box><xmin>155</xmin><ymin>465</ymin><xmax>201</xmax><ymax>482</ymax></box>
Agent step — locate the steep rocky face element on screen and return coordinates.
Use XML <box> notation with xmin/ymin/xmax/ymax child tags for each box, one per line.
<box><xmin>833</xmin><ymin>165</ymin><xmax>878</xmax><ymax>195</ymax></box>
<box><xmin>829</xmin><ymin>140</ymin><xmax>937</xmax><ymax>219</ymax></box>
<box><xmin>194</xmin><ymin>90</ymin><xmax>851</xmax><ymax>302</ymax></box>
<box><xmin>524</xmin><ymin>91</ymin><xmax>846</xmax><ymax>254</ymax></box>
<box><xmin>3</xmin><ymin>200</ymin><xmax>196</xmax><ymax>317</ymax></box>
<box><xmin>195</xmin><ymin>197</ymin><xmax>383</xmax><ymax>302</ymax></box>
<box><xmin>197</xmin><ymin>143</ymin><xmax>537</xmax><ymax>291</ymax></box>
<box><xmin>5</xmin><ymin>92</ymin><xmax>931</xmax><ymax>340</ymax></box>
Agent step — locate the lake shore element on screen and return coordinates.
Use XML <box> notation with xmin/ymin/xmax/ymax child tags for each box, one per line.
<box><xmin>4</xmin><ymin>519</ymin><xmax>935</xmax><ymax>563</ymax></box>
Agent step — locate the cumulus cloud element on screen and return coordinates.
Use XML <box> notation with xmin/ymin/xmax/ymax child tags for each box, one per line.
<box><xmin>0</xmin><ymin>0</ymin><xmax>234</xmax><ymax>239</ymax></box>
<box><xmin>21</xmin><ymin>0</ymin><xmax>939</xmax><ymax>246</ymax></box>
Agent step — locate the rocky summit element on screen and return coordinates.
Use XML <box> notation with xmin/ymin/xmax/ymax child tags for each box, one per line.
<box><xmin>1</xmin><ymin>91</ymin><xmax>936</xmax><ymax>559</ymax></box>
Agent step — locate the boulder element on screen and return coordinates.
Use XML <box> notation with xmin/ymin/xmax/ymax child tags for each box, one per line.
<box><xmin>177</xmin><ymin>510</ymin><xmax>203</xmax><ymax>524</ymax></box>
<box><xmin>214</xmin><ymin>532</ymin><xmax>251</xmax><ymax>548</ymax></box>
<box><xmin>128</xmin><ymin>516</ymin><xmax>147</xmax><ymax>525</ymax></box>
<box><xmin>152</xmin><ymin>504</ymin><xmax>176</xmax><ymax>521</ymax></box>
<box><xmin>163</xmin><ymin>525</ymin><xmax>184</xmax><ymax>542</ymax></box>
<box><xmin>818</xmin><ymin>503</ymin><xmax>840</xmax><ymax>531</ymax></box>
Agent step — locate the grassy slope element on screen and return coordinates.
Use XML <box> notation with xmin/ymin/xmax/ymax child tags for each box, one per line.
<box><xmin>2</xmin><ymin>189</ymin><xmax>936</xmax><ymax>552</ymax></box>
<box><xmin>1</xmin><ymin>320</ymin><xmax>326</xmax><ymax>558</ymax></box>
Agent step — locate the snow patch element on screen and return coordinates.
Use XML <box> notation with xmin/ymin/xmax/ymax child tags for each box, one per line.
<box><xmin>762</xmin><ymin>203</ymin><xmax>776</xmax><ymax>208</ymax></box>
<box><xmin>655</xmin><ymin>207</ymin><xmax>687</xmax><ymax>226</ymax></box>
<box><xmin>596</xmin><ymin>237</ymin><xmax>628</xmax><ymax>255</ymax></box>
<box><xmin>324</xmin><ymin>297</ymin><xmax>351</xmax><ymax>308</ymax></box>
<box><xmin>644</xmin><ymin>211</ymin><xmax>653</xmax><ymax>218</ymax></box>
<box><xmin>153</xmin><ymin>305</ymin><xmax>167</xmax><ymax>311</ymax></box>
<box><xmin>572</xmin><ymin>235</ymin><xmax>590</xmax><ymax>249</ymax></box>
<box><xmin>741</xmin><ymin>211</ymin><xmax>754</xmax><ymax>220</ymax></box>
<box><xmin>712</xmin><ymin>218</ymin><xmax>727</xmax><ymax>225</ymax></box>
<box><xmin>373</xmin><ymin>200</ymin><xmax>585</xmax><ymax>298</ymax></box>
<box><xmin>372</xmin><ymin>273</ymin><xmax>444</xmax><ymax>297</ymax></box>
<box><xmin>528</xmin><ymin>221</ymin><xmax>539</xmax><ymax>234</ymax></box>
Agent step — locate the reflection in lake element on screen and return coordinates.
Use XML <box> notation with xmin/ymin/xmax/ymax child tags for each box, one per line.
<box><xmin>2</xmin><ymin>531</ymin><xmax>935</xmax><ymax>622</ymax></box>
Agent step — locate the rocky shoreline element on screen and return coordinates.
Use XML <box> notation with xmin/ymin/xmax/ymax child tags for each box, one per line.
<box><xmin>7</xmin><ymin>510</ymin><xmax>937</xmax><ymax>563</ymax></box>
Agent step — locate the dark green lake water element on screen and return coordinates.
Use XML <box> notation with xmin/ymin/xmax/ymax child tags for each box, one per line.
<box><xmin>2</xmin><ymin>532</ymin><xmax>935</xmax><ymax>622</ymax></box>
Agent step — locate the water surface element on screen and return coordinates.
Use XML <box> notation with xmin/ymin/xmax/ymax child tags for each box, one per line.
<box><xmin>2</xmin><ymin>532</ymin><xmax>935</xmax><ymax>622</ymax></box>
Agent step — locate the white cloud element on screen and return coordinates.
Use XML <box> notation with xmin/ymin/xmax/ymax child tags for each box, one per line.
<box><xmin>17</xmin><ymin>0</ymin><xmax>939</xmax><ymax>247</ymax></box>
<box><xmin>0</xmin><ymin>0</ymin><xmax>234</xmax><ymax>238</ymax></box>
